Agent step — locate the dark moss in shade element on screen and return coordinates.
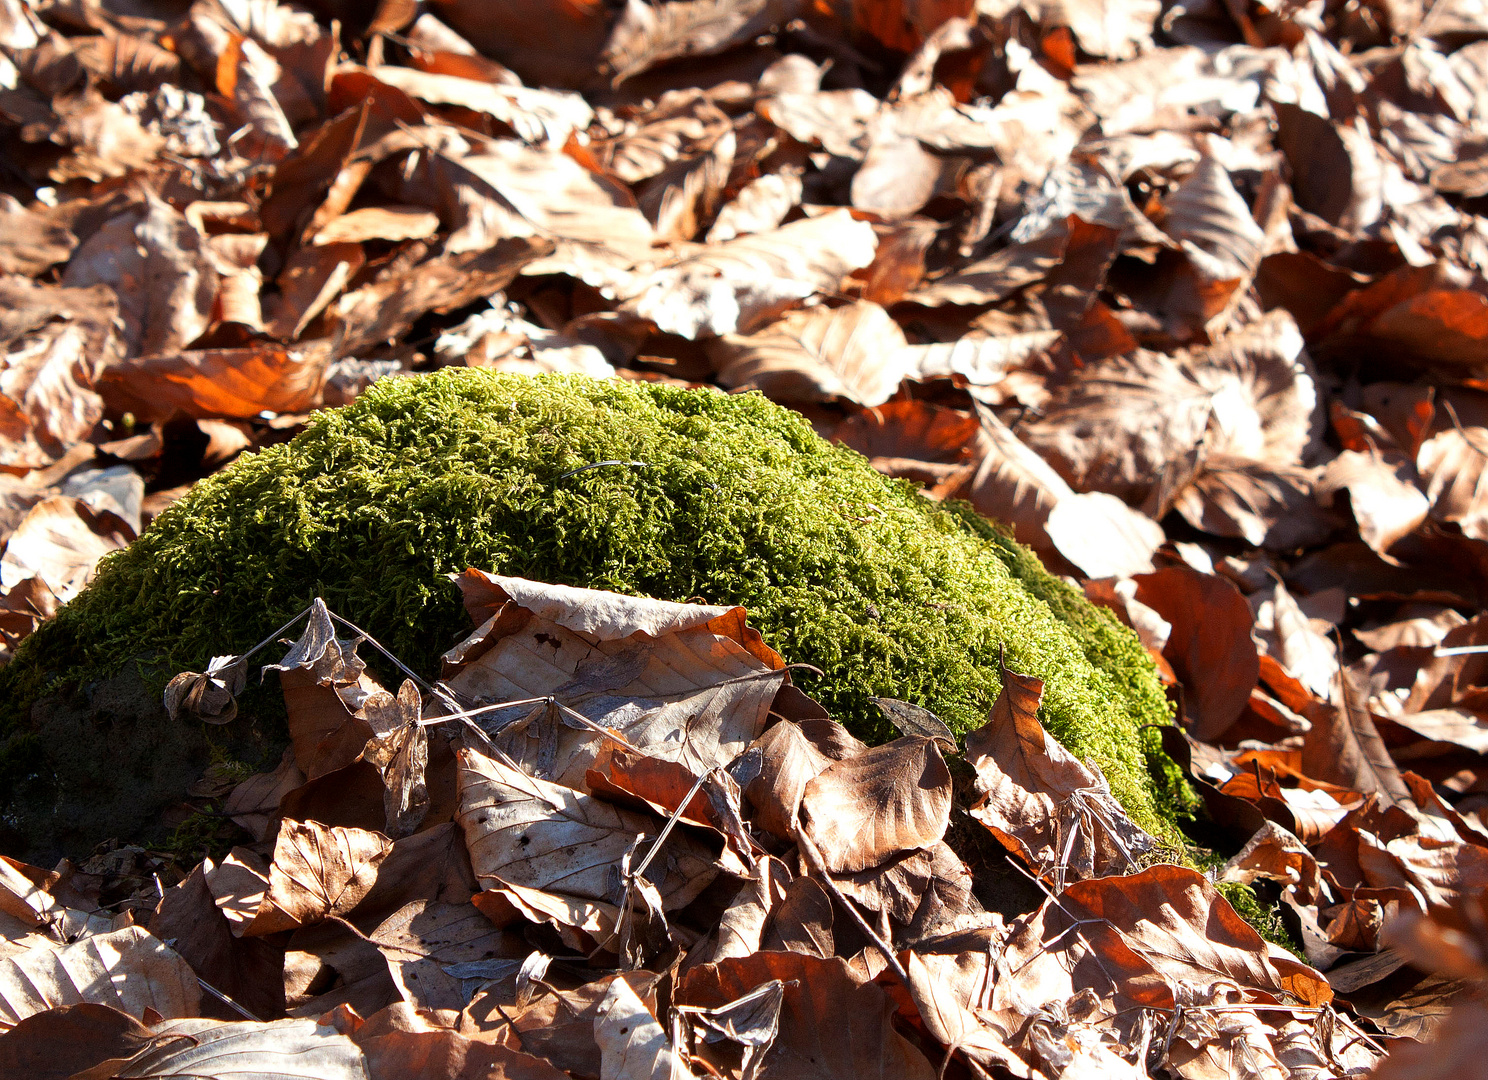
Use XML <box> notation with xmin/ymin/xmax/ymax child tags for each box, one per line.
<box><xmin>0</xmin><ymin>370</ymin><xmax>1186</xmax><ymax>841</ymax></box>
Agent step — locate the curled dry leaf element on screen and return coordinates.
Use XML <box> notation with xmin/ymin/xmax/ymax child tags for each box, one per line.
<box><xmin>966</xmin><ymin>657</ymin><xmax>1155</xmax><ymax>884</ymax></box>
<box><xmin>675</xmin><ymin>953</ymin><xmax>936</xmax><ymax>1080</ymax></box>
<box><xmin>798</xmin><ymin>734</ymin><xmax>951</xmax><ymax>874</ymax></box>
<box><xmin>744</xmin><ymin>718</ymin><xmax>865</xmax><ymax>842</ymax></box>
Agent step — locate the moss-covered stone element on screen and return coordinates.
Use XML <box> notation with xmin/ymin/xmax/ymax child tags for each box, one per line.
<box><xmin>1</xmin><ymin>371</ymin><xmax>1185</xmax><ymax>842</ymax></box>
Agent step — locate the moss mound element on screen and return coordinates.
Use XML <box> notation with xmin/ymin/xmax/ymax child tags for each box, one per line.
<box><xmin>2</xmin><ymin>371</ymin><xmax>1183</xmax><ymax>840</ymax></box>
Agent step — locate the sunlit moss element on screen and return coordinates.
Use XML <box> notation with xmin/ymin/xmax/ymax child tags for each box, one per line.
<box><xmin>1</xmin><ymin>371</ymin><xmax>1184</xmax><ymax>840</ymax></box>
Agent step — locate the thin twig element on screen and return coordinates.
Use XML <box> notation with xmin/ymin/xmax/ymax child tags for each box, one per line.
<box><xmin>794</xmin><ymin>826</ymin><xmax>911</xmax><ymax>987</ymax></box>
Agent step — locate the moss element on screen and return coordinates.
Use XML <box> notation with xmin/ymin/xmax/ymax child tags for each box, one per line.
<box><xmin>1</xmin><ymin>371</ymin><xmax>1182</xmax><ymax>841</ymax></box>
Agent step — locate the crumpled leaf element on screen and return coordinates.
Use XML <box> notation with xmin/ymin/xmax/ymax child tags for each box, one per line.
<box><xmin>966</xmin><ymin>656</ymin><xmax>1155</xmax><ymax>885</ymax></box>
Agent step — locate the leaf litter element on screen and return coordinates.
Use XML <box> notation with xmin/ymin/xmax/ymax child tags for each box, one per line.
<box><xmin>2</xmin><ymin>0</ymin><xmax>1488</xmax><ymax>1074</ymax></box>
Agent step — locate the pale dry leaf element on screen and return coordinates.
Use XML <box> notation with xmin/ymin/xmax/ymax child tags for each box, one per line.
<box><xmin>0</xmin><ymin>321</ymin><xmax>104</xmax><ymax>461</ymax></box>
<box><xmin>799</xmin><ymin>735</ymin><xmax>951</xmax><ymax>874</ymax></box>
<box><xmin>601</xmin><ymin>0</ymin><xmax>801</xmax><ymax>85</ymax></box>
<box><xmin>1162</xmin><ymin>152</ymin><xmax>1265</xmax><ymax>282</ymax></box>
<box><xmin>368</xmin><ymin>64</ymin><xmax>593</xmax><ymax>145</ymax></box>
<box><xmin>369</xmin><ymin>900</ymin><xmax>524</xmax><ymax>1012</ymax></box>
<box><xmin>744</xmin><ymin>719</ymin><xmax>865</xmax><ymax>842</ymax></box>
<box><xmin>708</xmin><ymin>301</ymin><xmax>910</xmax><ymax>407</ymax></box>
<box><xmin>0</xmin><ymin>195</ymin><xmax>76</xmax><ymax>276</ymax></box>
<box><xmin>1302</xmin><ymin>668</ymin><xmax>1414</xmax><ymax>810</ymax></box>
<box><xmin>117</xmin><ymin>1016</ymin><xmax>369</xmax><ymax>1079</ymax></box>
<box><xmin>456</xmin><ymin>742</ymin><xmax>718</xmax><ymax>911</ymax></box>
<box><xmin>1252</xmin><ymin>579</ymin><xmax>1339</xmax><ymax>702</ymax></box>
<box><xmin>1417</xmin><ymin>422</ymin><xmax>1488</xmax><ymax>540</ymax></box>
<box><xmin>1058</xmin><ymin>0</ymin><xmax>1161</xmax><ymax>59</ymax></box>
<box><xmin>1173</xmin><ymin>457</ymin><xmax>1334</xmax><ymax>549</ymax></box>
<box><xmin>0</xmin><ymin>497</ymin><xmax>132</xmax><ymax>603</ymax></box>
<box><xmin>706</xmin><ymin>167</ymin><xmax>803</xmax><ymax>243</ymax></box>
<box><xmin>62</xmin><ymin>195</ymin><xmax>217</xmax><ymax>359</ymax></box>
<box><xmin>760</xmin><ymin>89</ymin><xmax>878</xmax><ymax>159</ymax></box>
<box><xmin>636</xmin><ymin>127</ymin><xmax>735</xmax><ymax>242</ymax></box>
<box><xmin>594</xmin><ymin>975</ymin><xmax>692</xmax><ymax>1080</ymax></box>
<box><xmin>1316</xmin><ymin>449</ymin><xmax>1429</xmax><ymax>555</ymax></box>
<box><xmin>1044</xmin><ymin>492</ymin><xmax>1164</xmax><ymax>579</ymax></box>
<box><xmin>312</xmin><ymin>206</ymin><xmax>441</xmax><ymax>246</ymax></box>
<box><xmin>0</xmin><ymin>926</ymin><xmax>199</xmax><ymax>1030</ymax></box>
<box><xmin>620</xmin><ymin>210</ymin><xmax>877</xmax><ymax>339</ymax></box>
<box><xmin>1022</xmin><ymin>349</ymin><xmax>1214</xmax><ymax>505</ymax></box>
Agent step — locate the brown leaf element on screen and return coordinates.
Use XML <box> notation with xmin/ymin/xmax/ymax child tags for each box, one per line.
<box><xmin>637</xmin><ymin>127</ymin><xmax>735</xmax><ymax>243</ymax></box>
<box><xmin>62</xmin><ymin>195</ymin><xmax>216</xmax><ymax>359</ymax></box>
<box><xmin>798</xmin><ymin>735</ymin><xmax>951</xmax><ymax>873</ymax></box>
<box><xmin>311</xmin><ymin>206</ymin><xmax>441</xmax><ymax>246</ymax></box>
<box><xmin>1172</xmin><ymin>456</ymin><xmax>1335</xmax><ymax>549</ymax></box>
<box><xmin>709</xmin><ymin>301</ymin><xmax>910</xmax><ymax>407</ymax></box>
<box><xmin>620</xmin><ymin>210</ymin><xmax>877</xmax><ymax>339</ymax></box>
<box><xmin>367</xmin><ymin>65</ymin><xmax>593</xmax><ymax>145</ymax></box>
<box><xmin>150</xmin><ymin>861</ymin><xmax>287</xmax><ymax>1021</ymax></box>
<box><xmin>676</xmin><ymin>953</ymin><xmax>935</xmax><ymax>1080</ymax></box>
<box><xmin>966</xmin><ymin>657</ymin><xmax>1154</xmax><ymax>883</ymax></box>
<box><xmin>601</xmin><ymin>0</ymin><xmax>801</xmax><ymax>86</ymax></box>
<box><xmin>0</xmin><ymin>497</ymin><xmax>132</xmax><ymax>604</ymax></box>
<box><xmin>594</xmin><ymin>975</ymin><xmax>690</xmax><ymax>1079</ymax></box>
<box><xmin>744</xmin><ymin>718</ymin><xmax>865</xmax><ymax>842</ymax></box>
<box><xmin>1317</xmin><ymin>450</ymin><xmax>1430</xmax><ymax>555</ymax></box>
<box><xmin>444</xmin><ymin>572</ymin><xmax>784</xmax><ymax>786</ymax></box>
<box><xmin>0</xmin><ymin>927</ymin><xmax>200</xmax><ymax>1030</ymax></box>
<box><xmin>368</xmin><ymin>900</ymin><xmax>525</xmax><ymax>1013</ymax></box>
<box><xmin>96</xmin><ymin>340</ymin><xmax>333</xmax><ymax>423</ymax></box>
<box><xmin>1133</xmin><ymin>566</ymin><xmax>1260</xmax><ymax>740</ymax></box>
<box><xmin>706</xmin><ymin>167</ymin><xmax>803</xmax><ymax>243</ymax></box>
<box><xmin>0</xmin><ymin>195</ymin><xmax>76</xmax><ymax>276</ymax></box>
<box><xmin>253</xmin><ymin>819</ymin><xmax>394</xmax><ymax>936</ymax></box>
<box><xmin>334</xmin><ymin>238</ymin><xmax>554</xmax><ymax>356</ymax></box>
<box><xmin>1302</xmin><ymin>668</ymin><xmax>1415</xmax><ymax>809</ymax></box>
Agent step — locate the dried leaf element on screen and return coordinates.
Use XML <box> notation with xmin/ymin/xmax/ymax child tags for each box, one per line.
<box><xmin>455</xmin><ymin>742</ymin><xmax>718</xmax><ymax>911</ymax></box>
<box><xmin>966</xmin><ymin>657</ymin><xmax>1154</xmax><ymax>884</ymax></box>
<box><xmin>0</xmin><ymin>927</ymin><xmax>199</xmax><ymax>1030</ymax></box>
<box><xmin>798</xmin><ymin>735</ymin><xmax>951</xmax><ymax>873</ymax></box>
<box><xmin>251</xmin><ymin>819</ymin><xmax>394</xmax><ymax>936</ymax></box>
<box><xmin>709</xmin><ymin>301</ymin><xmax>910</xmax><ymax>407</ymax></box>
<box><xmin>620</xmin><ymin>210</ymin><xmax>877</xmax><ymax>339</ymax></box>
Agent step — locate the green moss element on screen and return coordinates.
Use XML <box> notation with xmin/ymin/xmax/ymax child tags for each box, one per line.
<box><xmin>1</xmin><ymin>371</ymin><xmax>1181</xmax><ymax>841</ymax></box>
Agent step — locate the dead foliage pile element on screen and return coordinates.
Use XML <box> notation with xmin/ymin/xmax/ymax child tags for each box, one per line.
<box><xmin>2</xmin><ymin>0</ymin><xmax>1488</xmax><ymax>1074</ymax></box>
